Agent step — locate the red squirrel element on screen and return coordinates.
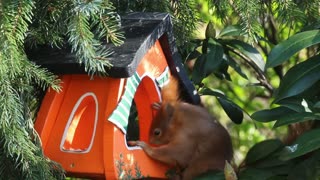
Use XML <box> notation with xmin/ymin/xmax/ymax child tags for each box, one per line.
<box><xmin>128</xmin><ymin>77</ymin><xmax>233</xmax><ymax>180</ymax></box>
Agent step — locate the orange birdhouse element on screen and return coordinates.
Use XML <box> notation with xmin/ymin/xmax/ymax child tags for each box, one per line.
<box><xmin>29</xmin><ymin>12</ymin><xmax>200</xmax><ymax>179</ymax></box>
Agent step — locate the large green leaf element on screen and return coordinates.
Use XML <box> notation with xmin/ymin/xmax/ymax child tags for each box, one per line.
<box><xmin>217</xmin><ymin>97</ymin><xmax>243</xmax><ymax>124</ymax></box>
<box><xmin>198</xmin><ymin>87</ymin><xmax>225</xmax><ymax>98</ymax></box>
<box><xmin>218</xmin><ymin>25</ymin><xmax>243</xmax><ymax>37</ymax></box>
<box><xmin>213</xmin><ymin>58</ymin><xmax>231</xmax><ymax>81</ymax></box>
<box><xmin>192</xmin><ymin>39</ymin><xmax>224</xmax><ymax>84</ymax></box>
<box><xmin>277</xmin><ymin>98</ymin><xmax>312</xmax><ymax>112</ymax></box>
<box><xmin>245</xmin><ymin>139</ymin><xmax>284</xmax><ymax>165</ymax></box>
<box><xmin>273</xmin><ymin>55</ymin><xmax>320</xmax><ymax>103</ymax></box>
<box><xmin>194</xmin><ymin>171</ymin><xmax>224</xmax><ymax>180</ymax></box>
<box><xmin>273</xmin><ymin>112</ymin><xmax>320</xmax><ymax>128</ymax></box>
<box><xmin>192</xmin><ymin>54</ymin><xmax>206</xmax><ymax>84</ymax></box>
<box><xmin>280</xmin><ymin>129</ymin><xmax>320</xmax><ymax>160</ymax></box>
<box><xmin>206</xmin><ymin>39</ymin><xmax>224</xmax><ymax>72</ymax></box>
<box><xmin>287</xmin><ymin>156</ymin><xmax>319</xmax><ymax>180</ymax></box>
<box><xmin>239</xmin><ymin>168</ymin><xmax>274</xmax><ymax>180</ymax></box>
<box><xmin>314</xmin><ymin>101</ymin><xmax>320</xmax><ymax>109</ymax></box>
<box><xmin>200</xmin><ymin>88</ymin><xmax>243</xmax><ymax>124</ymax></box>
<box><xmin>266</xmin><ymin>30</ymin><xmax>320</xmax><ymax>69</ymax></box>
<box><xmin>223</xmin><ymin>39</ymin><xmax>265</xmax><ymax>71</ymax></box>
<box><xmin>251</xmin><ymin>107</ymin><xmax>295</xmax><ymax>122</ymax></box>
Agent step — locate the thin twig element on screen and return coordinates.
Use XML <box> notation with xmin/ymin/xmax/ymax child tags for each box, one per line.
<box><xmin>226</xmin><ymin>46</ymin><xmax>274</xmax><ymax>95</ymax></box>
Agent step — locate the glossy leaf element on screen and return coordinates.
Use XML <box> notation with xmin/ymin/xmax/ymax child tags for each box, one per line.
<box><xmin>217</xmin><ymin>97</ymin><xmax>243</xmax><ymax>124</ymax></box>
<box><xmin>214</xmin><ymin>58</ymin><xmax>231</xmax><ymax>81</ymax></box>
<box><xmin>273</xmin><ymin>112</ymin><xmax>320</xmax><ymax>128</ymax></box>
<box><xmin>239</xmin><ymin>168</ymin><xmax>274</xmax><ymax>180</ymax></box>
<box><xmin>194</xmin><ymin>171</ymin><xmax>225</xmax><ymax>180</ymax></box>
<box><xmin>277</xmin><ymin>98</ymin><xmax>311</xmax><ymax>112</ymax></box>
<box><xmin>224</xmin><ymin>39</ymin><xmax>265</xmax><ymax>71</ymax></box>
<box><xmin>266</xmin><ymin>30</ymin><xmax>320</xmax><ymax>69</ymax></box>
<box><xmin>218</xmin><ymin>25</ymin><xmax>243</xmax><ymax>37</ymax></box>
<box><xmin>245</xmin><ymin>139</ymin><xmax>284</xmax><ymax>165</ymax></box>
<box><xmin>199</xmin><ymin>87</ymin><xmax>225</xmax><ymax>98</ymax></box>
<box><xmin>253</xmin><ymin>158</ymin><xmax>287</xmax><ymax>169</ymax></box>
<box><xmin>201</xmin><ymin>88</ymin><xmax>244</xmax><ymax>124</ymax></box>
<box><xmin>251</xmin><ymin>107</ymin><xmax>295</xmax><ymax>122</ymax></box>
<box><xmin>287</xmin><ymin>156</ymin><xmax>319</xmax><ymax>180</ymax></box>
<box><xmin>280</xmin><ymin>129</ymin><xmax>320</xmax><ymax>160</ymax></box>
<box><xmin>192</xmin><ymin>54</ymin><xmax>206</xmax><ymax>84</ymax></box>
<box><xmin>206</xmin><ymin>39</ymin><xmax>224</xmax><ymax>72</ymax></box>
<box><xmin>192</xmin><ymin>39</ymin><xmax>224</xmax><ymax>84</ymax></box>
<box><xmin>273</xmin><ymin>55</ymin><xmax>320</xmax><ymax>103</ymax></box>
<box><xmin>314</xmin><ymin>101</ymin><xmax>320</xmax><ymax>109</ymax></box>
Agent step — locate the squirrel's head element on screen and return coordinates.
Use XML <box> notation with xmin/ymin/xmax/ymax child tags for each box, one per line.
<box><xmin>149</xmin><ymin>102</ymin><xmax>176</xmax><ymax>145</ymax></box>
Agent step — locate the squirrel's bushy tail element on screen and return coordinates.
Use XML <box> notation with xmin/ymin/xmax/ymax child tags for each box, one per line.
<box><xmin>161</xmin><ymin>76</ymin><xmax>180</xmax><ymax>102</ymax></box>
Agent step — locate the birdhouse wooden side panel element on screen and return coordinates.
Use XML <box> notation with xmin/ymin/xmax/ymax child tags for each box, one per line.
<box><xmin>35</xmin><ymin>76</ymin><xmax>124</xmax><ymax>177</ymax></box>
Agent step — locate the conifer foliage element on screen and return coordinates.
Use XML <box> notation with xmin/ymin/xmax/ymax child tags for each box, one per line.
<box><xmin>0</xmin><ymin>0</ymin><xmax>123</xmax><ymax>179</ymax></box>
<box><xmin>2</xmin><ymin>0</ymin><xmax>319</xmax><ymax>179</ymax></box>
<box><xmin>0</xmin><ymin>0</ymin><xmax>198</xmax><ymax>179</ymax></box>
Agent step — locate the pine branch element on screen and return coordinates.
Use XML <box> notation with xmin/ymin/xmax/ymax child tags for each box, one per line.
<box><xmin>0</xmin><ymin>1</ymin><xmax>64</xmax><ymax>179</ymax></box>
<box><xmin>95</xmin><ymin>1</ymin><xmax>124</xmax><ymax>46</ymax></box>
<box><xmin>275</xmin><ymin>0</ymin><xmax>306</xmax><ymax>34</ymax></box>
<box><xmin>67</xmin><ymin>0</ymin><xmax>123</xmax><ymax>76</ymax></box>
<box><xmin>169</xmin><ymin>0</ymin><xmax>199</xmax><ymax>47</ymax></box>
<box><xmin>27</xmin><ymin>0</ymin><xmax>70</xmax><ymax>48</ymax></box>
<box><xmin>210</xmin><ymin>0</ymin><xmax>232</xmax><ymax>22</ymax></box>
<box><xmin>20</xmin><ymin>60</ymin><xmax>61</xmax><ymax>92</ymax></box>
<box><xmin>233</xmin><ymin>0</ymin><xmax>262</xmax><ymax>41</ymax></box>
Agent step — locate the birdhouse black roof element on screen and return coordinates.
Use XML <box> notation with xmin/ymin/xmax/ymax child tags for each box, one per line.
<box><xmin>27</xmin><ymin>12</ymin><xmax>200</xmax><ymax>104</ymax></box>
<box><xmin>28</xmin><ymin>12</ymin><xmax>177</xmax><ymax>78</ymax></box>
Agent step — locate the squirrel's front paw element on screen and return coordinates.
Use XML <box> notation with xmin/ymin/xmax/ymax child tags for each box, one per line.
<box><xmin>127</xmin><ymin>141</ymin><xmax>138</xmax><ymax>146</ymax></box>
<box><xmin>128</xmin><ymin>141</ymin><xmax>146</xmax><ymax>148</ymax></box>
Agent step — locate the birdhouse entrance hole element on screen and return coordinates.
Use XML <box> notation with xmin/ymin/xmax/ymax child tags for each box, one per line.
<box><xmin>60</xmin><ymin>92</ymin><xmax>98</xmax><ymax>153</ymax></box>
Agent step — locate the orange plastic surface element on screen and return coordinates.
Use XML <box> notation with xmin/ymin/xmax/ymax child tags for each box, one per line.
<box><xmin>35</xmin><ymin>40</ymin><xmax>172</xmax><ymax>179</ymax></box>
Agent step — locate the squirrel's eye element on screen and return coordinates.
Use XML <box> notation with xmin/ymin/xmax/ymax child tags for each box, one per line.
<box><xmin>154</xmin><ymin>128</ymin><xmax>161</xmax><ymax>136</ymax></box>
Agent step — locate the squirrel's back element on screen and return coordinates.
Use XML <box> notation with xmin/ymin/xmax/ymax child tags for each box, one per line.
<box><xmin>161</xmin><ymin>76</ymin><xmax>180</xmax><ymax>102</ymax></box>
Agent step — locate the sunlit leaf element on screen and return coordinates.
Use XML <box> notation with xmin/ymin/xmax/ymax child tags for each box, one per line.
<box><xmin>273</xmin><ymin>112</ymin><xmax>320</xmax><ymax>128</ymax></box>
<box><xmin>266</xmin><ymin>30</ymin><xmax>320</xmax><ymax>69</ymax></box>
<box><xmin>192</xmin><ymin>39</ymin><xmax>224</xmax><ymax>84</ymax></box>
<box><xmin>224</xmin><ymin>39</ymin><xmax>265</xmax><ymax>71</ymax></box>
<box><xmin>245</xmin><ymin>139</ymin><xmax>284</xmax><ymax>165</ymax></box>
<box><xmin>273</xmin><ymin>55</ymin><xmax>320</xmax><ymax>103</ymax></box>
<box><xmin>280</xmin><ymin>129</ymin><xmax>320</xmax><ymax>160</ymax></box>
<box><xmin>277</xmin><ymin>98</ymin><xmax>312</xmax><ymax>112</ymax></box>
<box><xmin>218</xmin><ymin>25</ymin><xmax>243</xmax><ymax>37</ymax></box>
<box><xmin>199</xmin><ymin>87</ymin><xmax>225</xmax><ymax>98</ymax></box>
<box><xmin>217</xmin><ymin>97</ymin><xmax>243</xmax><ymax>124</ymax></box>
<box><xmin>251</xmin><ymin>107</ymin><xmax>295</xmax><ymax>122</ymax></box>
